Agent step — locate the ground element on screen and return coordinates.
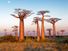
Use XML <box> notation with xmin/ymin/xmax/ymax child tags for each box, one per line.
<box><xmin>0</xmin><ymin>37</ymin><xmax>68</xmax><ymax>51</ymax></box>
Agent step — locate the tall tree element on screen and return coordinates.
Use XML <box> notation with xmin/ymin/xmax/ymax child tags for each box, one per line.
<box><xmin>45</xmin><ymin>18</ymin><xmax>61</xmax><ymax>37</ymax></box>
<box><xmin>11</xmin><ymin>8</ymin><xmax>32</xmax><ymax>41</ymax></box>
<box><xmin>37</xmin><ymin>10</ymin><xmax>49</xmax><ymax>40</ymax></box>
<box><xmin>33</xmin><ymin>17</ymin><xmax>41</xmax><ymax>41</ymax></box>
<box><xmin>12</xmin><ymin>26</ymin><xmax>18</xmax><ymax>41</ymax></box>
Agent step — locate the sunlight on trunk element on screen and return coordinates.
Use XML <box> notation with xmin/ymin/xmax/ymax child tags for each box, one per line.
<box><xmin>19</xmin><ymin>20</ymin><xmax>24</xmax><ymax>41</ymax></box>
<box><xmin>41</xmin><ymin>15</ymin><xmax>45</xmax><ymax>40</ymax></box>
<box><xmin>53</xmin><ymin>23</ymin><xmax>56</xmax><ymax>38</ymax></box>
<box><xmin>37</xmin><ymin>21</ymin><xmax>40</xmax><ymax>41</ymax></box>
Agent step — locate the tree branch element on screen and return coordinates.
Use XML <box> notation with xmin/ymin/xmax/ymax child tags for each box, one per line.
<box><xmin>11</xmin><ymin>14</ymin><xmax>19</xmax><ymax>18</ymax></box>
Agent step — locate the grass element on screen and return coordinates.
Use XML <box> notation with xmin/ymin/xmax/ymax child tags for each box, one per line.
<box><xmin>0</xmin><ymin>36</ymin><xmax>68</xmax><ymax>51</ymax></box>
<box><xmin>0</xmin><ymin>41</ymin><xmax>67</xmax><ymax>51</ymax></box>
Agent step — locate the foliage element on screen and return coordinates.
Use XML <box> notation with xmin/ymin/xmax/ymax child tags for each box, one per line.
<box><xmin>55</xmin><ymin>36</ymin><xmax>68</xmax><ymax>44</ymax></box>
<box><xmin>0</xmin><ymin>35</ymin><xmax>16</xmax><ymax>42</ymax></box>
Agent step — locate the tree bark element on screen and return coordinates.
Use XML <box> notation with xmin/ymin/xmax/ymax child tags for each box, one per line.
<box><xmin>19</xmin><ymin>20</ymin><xmax>24</xmax><ymax>41</ymax></box>
<box><xmin>41</xmin><ymin>15</ymin><xmax>45</xmax><ymax>40</ymax></box>
<box><xmin>37</xmin><ymin>21</ymin><xmax>40</xmax><ymax>41</ymax></box>
<box><xmin>48</xmin><ymin>30</ymin><xmax>51</xmax><ymax>38</ymax></box>
<box><xmin>53</xmin><ymin>23</ymin><xmax>56</xmax><ymax>38</ymax></box>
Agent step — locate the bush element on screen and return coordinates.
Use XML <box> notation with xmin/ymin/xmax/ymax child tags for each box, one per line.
<box><xmin>0</xmin><ymin>35</ymin><xmax>16</xmax><ymax>42</ymax></box>
<box><xmin>55</xmin><ymin>37</ymin><xmax>68</xmax><ymax>44</ymax></box>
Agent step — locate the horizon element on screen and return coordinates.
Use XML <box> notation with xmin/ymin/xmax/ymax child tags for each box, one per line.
<box><xmin>0</xmin><ymin>0</ymin><xmax>68</xmax><ymax>36</ymax></box>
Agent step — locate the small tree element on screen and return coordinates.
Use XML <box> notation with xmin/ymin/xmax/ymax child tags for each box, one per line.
<box><xmin>4</xmin><ymin>29</ymin><xmax>7</xmax><ymax>36</ymax></box>
<box><xmin>60</xmin><ymin>30</ymin><xmax>65</xmax><ymax>36</ymax></box>
<box><xmin>12</xmin><ymin>25</ymin><xmax>18</xmax><ymax>41</ymax></box>
<box><xmin>47</xmin><ymin>28</ymin><xmax>52</xmax><ymax>38</ymax></box>
<box><xmin>45</xmin><ymin>18</ymin><xmax>61</xmax><ymax>38</ymax></box>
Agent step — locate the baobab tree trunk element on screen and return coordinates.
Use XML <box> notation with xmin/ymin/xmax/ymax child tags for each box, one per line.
<box><xmin>37</xmin><ymin>21</ymin><xmax>40</xmax><ymax>41</ymax></box>
<box><xmin>48</xmin><ymin>30</ymin><xmax>51</xmax><ymax>38</ymax></box>
<box><xmin>61</xmin><ymin>32</ymin><xmax>64</xmax><ymax>36</ymax></box>
<box><xmin>41</xmin><ymin>15</ymin><xmax>45</xmax><ymax>40</ymax></box>
<box><xmin>19</xmin><ymin>20</ymin><xmax>24</xmax><ymax>41</ymax></box>
<box><xmin>52</xmin><ymin>23</ymin><xmax>56</xmax><ymax>38</ymax></box>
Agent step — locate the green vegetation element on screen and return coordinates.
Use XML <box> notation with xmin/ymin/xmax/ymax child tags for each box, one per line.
<box><xmin>55</xmin><ymin>36</ymin><xmax>68</xmax><ymax>44</ymax></box>
<box><xmin>0</xmin><ymin>35</ymin><xmax>16</xmax><ymax>42</ymax></box>
<box><xmin>0</xmin><ymin>35</ymin><xmax>68</xmax><ymax>43</ymax></box>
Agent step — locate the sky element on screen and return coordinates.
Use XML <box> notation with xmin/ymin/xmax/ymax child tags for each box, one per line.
<box><xmin>0</xmin><ymin>0</ymin><xmax>68</xmax><ymax>36</ymax></box>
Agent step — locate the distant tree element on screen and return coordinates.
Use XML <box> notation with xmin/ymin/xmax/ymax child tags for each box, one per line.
<box><xmin>4</xmin><ymin>29</ymin><xmax>7</xmax><ymax>36</ymax></box>
<box><xmin>12</xmin><ymin>25</ymin><xmax>18</xmax><ymax>41</ymax></box>
<box><xmin>45</xmin><ymin>18</ymin><xmax>61</xmax><ymax>38</ymax></box>
<box><xmin>11</xmin><ymin>8</ymin><xmax>32</xmax><ymax>41</ymax></box>
<box><xmin>47</xmin><ymin>28</ymin><xmax>52</xmax><ymax>38</ymax></box>
<box><xmin>60</xmin><ymin>30</ymin><xmax>65</xmax><ymax>36</ymax></box>
<box><xmin>32</xmin><ymin>30</ymin><xmax>35</xmax><ymax>36</ymax></box>
<box><xmin>57</xmin><ymin>31</ymin><xmax>60</xmax><ymax>36</ymax></box>
<box><xmin>37</xmin><ymin>10</ymin><xmax>49</xmax><ymax>40</ymax></box>
<box><xmin>33</xmin><ymin>17</ymin><xmax>41</xmax><ymax>41</ymax></box>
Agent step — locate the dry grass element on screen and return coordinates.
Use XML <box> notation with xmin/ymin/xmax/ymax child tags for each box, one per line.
<box><xmin>0</xmin><ymin>37</ymin><xmax>68</xmax><ymax>51</ymax></box>
<box><xmin>0</xmin><ymin>41</ymin><xmax>68</xmax><ymax>51</ymax></box>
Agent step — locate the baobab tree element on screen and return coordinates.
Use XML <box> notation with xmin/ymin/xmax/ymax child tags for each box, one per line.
<box><xmin>4</xmin><ymin>29</ymin><xmax>7</xmax><ymax>36</ymax></box>
<box><xmin>60</xmin><ymin>30</ymin><xmax>65</xmax><ymax>36</ymax></box>
<box><xmin>32</xmin><ymin>30</ymin><xmax>36</xmax><ymax>36</ymax></box>
<box><xmin>12</xmin><ymin>26</ymin><xmax>18</xmax><ymax>41</ymax></box>
<box><xmin>37</xmin><ymin>10</ymin><xmax>49</xmax><ymax>40</ymax></box>
<box><xmin>45</xmin><ymin>18</ymin><xmax>61</xmax><ymax>38</ymax></box>
<box><xmin>33</xmin><ymin>17</ymin><xmax>41</xmax><ymax>41</ymax></box>
<box><xmin>11</xmin><ymin>8</ymin><xmax>32</xmax><ymax>41</ymax></box>
<box><xmin>57</xmin><ymin>31</ymin><xmax>60</xmax><ymax>36</ymax></box>
<box><xmin>47</xmin><ymin>28</ymin><xmax>52</xmax><ymax>38</ymax></box>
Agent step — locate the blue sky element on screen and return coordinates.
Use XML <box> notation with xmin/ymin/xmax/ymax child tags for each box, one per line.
<box><xmin>0</xmin><ymin>0</ymin><xmax>68</xmax><ymax>35</ymax></box>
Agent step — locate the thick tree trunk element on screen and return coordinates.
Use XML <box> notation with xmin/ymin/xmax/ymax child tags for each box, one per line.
<box><xmin>41</xmin><ymin>15</ymin><xmax>45</xmax><ymax>40</ymax></box>
<box><xmin>37</xmin><ymin>21</ymin><xmax>40</xmax><ymax>41</ymax></box>
<box><xmin>19</xmin><ymin>20</ymin><xmax>24</xmax><ymax>41</ymax></box>
<box><xmin>53</xmin><ymin>23</ymin><xmax>56</xmax><ymax>38</ymax></box>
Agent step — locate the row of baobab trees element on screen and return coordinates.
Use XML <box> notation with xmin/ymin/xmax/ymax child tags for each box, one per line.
<box><xmin>10</xmin><ymin>8</ymin><xmax>63</xmax><ymax>42</ymax></box>
<box><xmin>4</xmin><ymin>25</ymin><xmax>65</xmax><ymax>41</ymax></box>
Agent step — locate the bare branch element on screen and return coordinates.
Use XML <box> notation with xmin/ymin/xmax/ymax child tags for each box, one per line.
<box><xmin>27</xmin><ymin>13</ymin><xmax>34</xmax><ymax>17</ymax></box>
<box><xmin>45</xmin><ymin>18</ymin><xmax>61</xmax><ymax>24</ymax></box>
<box><xmin>14</xmin><ymin>8</ymin><xmax>21</xmax><ymax>14</ymax></box>
<box><xmin>47</xmin><ymin>28</ymin><xmax>52</xmax><ymax>31</ymax></box>
<box><xmin>44</xmin><ymin>15</ymin><xmax>50</xmax><ymax>17</ymax></box>
<box><xmin>15</xmin><ymin>9</ymin><xmax>33</xmax><ymax>19</ymax></box>
<box><xmin>37</xmin><ymin>10</ymin><xmax>49</xmax><ymax>15</ymax></box>
<box><xmin>11</xmin><ymin>8</ymin><xmax>33</xmax><ymax>20</ymax></box>
<box><xmin>11</xmin><ymin>14</ymin><xmax>19</xmax><ymax>18</ymax></box>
